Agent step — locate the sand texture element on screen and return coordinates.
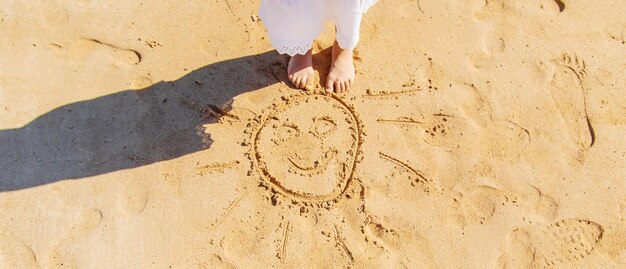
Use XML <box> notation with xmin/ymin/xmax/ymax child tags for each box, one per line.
<box><xmin>1</xmin><ymin>0</ymin><xmax>626</xmax><ymax>268</ymax></box>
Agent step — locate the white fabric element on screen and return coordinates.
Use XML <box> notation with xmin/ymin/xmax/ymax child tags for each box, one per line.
<box><xmin>258</xmin><ymin>0</ymin><xmax>378</xmax><ymax>56</ymax></box>
<box><xmin>356</xmin><ymin>0</ymin><xmax>379</xmax><ymax>12</ymax></box>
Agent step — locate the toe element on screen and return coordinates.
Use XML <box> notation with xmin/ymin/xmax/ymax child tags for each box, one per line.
<box><xmin>294</xmin><ymin>76</ymin><xmax>300</xmax><ymax>88</ymax></box>
<box><xmin>304</xmin><ymin>77</ymin><xmax>313</xmax><ymax>90</ymax></box>
<box><xmin>334</xmin><ymin>81</ymin><xmax>342</xmax><ymax>93</ymax></box>
<box><xmin>299</xmin><ymin>77</ymin><xmax>307</xmax><ymax>89</ymax></box>
<box><xmin>326</xmin><ymin>80</ymin><xmax>334</xmax><ymax>93</ymax></box>
<box><xmin>304</xmin><ymin>82</ymin><xmax>314</xmax><ymax>91</ymax></box>
<box><xmin>343</xmin><ymin>81</ymin><xmax>349</xmax><ymax>92</ymax></box>
<box><xmin>294</xmin><ymin>76</ymin><xmax>302</xmax><ymax>89</ymax></box>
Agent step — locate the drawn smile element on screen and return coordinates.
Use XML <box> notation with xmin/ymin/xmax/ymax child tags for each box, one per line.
<box><xmin>287</xmin><ymin>150</ymin><xmax>336</xmax><ymax>174</ymax></box>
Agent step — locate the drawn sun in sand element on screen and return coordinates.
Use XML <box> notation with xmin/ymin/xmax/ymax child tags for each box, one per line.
<box><xmin>198</xmin><ymin>90</ymin><xmax>443</xmax><ymax>268</ymax></box>
<box><xmin>251</xmin><ymin>94</ymin><xmax>362</xmax><ymax>203</ymax></box>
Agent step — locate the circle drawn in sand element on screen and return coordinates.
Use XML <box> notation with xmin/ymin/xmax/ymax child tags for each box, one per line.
<box><xmin>252</xmin><ymin>94</ymin><xmax>362</xmax><ymax>202</ymax></box>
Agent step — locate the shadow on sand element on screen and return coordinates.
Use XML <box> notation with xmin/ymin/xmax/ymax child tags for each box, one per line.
<box><xmin>0</xmin><ymin>50</ymin><xmax>299</xmax><ymax>192</ymax></box>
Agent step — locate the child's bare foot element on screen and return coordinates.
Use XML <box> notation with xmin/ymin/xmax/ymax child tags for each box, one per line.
<box><xmin>326</xmin><ymin>41</ymin><xmax>355</xmax><ymax>93</ymax></box>
<box><xmin>288</xmin><ymin>49</ymin><xmax>314</xmax><ymax>90</ymax></box>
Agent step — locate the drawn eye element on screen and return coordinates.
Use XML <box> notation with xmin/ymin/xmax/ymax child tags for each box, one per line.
<box><xmin>275</xmin><ymin>123</ymin><xmax>299</xmax><ymax>142</ymax></box>
<box><xmin>312</xmin><ymin>117</ymin><xmax>337</xmax><ymax>138</ymax></box>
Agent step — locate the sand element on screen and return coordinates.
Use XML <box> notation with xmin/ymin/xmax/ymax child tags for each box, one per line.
<box><xmin>1</xmin><ymin>0</ymin><xmax>625</xmax><ymax>268</ymax></box>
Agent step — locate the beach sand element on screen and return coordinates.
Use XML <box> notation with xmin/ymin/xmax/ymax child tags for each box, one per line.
<box><xmin>1</xmin><ymin>0</ymin><xmax>625</xmax><ymax>268</ymax></box>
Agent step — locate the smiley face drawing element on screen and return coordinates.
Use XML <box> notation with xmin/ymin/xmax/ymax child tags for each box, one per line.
<box><xmin>252</xmin><ymin>93</ymin><xmax>362</xmax><ymax>202</ymax></box>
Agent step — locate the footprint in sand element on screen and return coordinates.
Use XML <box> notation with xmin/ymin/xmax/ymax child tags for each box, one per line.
<box><xmin>129</xmin><ymin>76</ymin><xmax>154</xmax><ymax>89</ymax></box>
<box><xmin>73</xmin><ymin>209</ymin><xmax>102</xmax><ymax>234</ymax></box>
<box><xmin>47</xmin><ymin>208</ymin><xmax>103</xmax><ymax>269</ymax></box>
<box><xmin>456</xmin><ymin>184</ymin><xmax>558</xmax><ymax>226</ymax></box>
<box><xmin>470</xmin><ymin>0</ymin><xmax>563</xmax><ymax>67</ymax></box>
<box><xmin>597</xmin><ymin>223</ymin><xmax>626</xmax><ymax>266</ymax></box>
<box><xmin>456</xmin><ymin>185</ymin><xmax>499</xmax><ymax>224</ymax></box>
<box><xmin>374</xmin><ymin>112</ymin><xmax>478</xmax><ymax>150</ymax></box>
<box><xmin>594</xmin><ymin>201</ymin><xmax>626</xmax><ymax>265</ymax></box>
<box><xmin>361</xmin><ymin>217</ymin><xmax>437</xmax><ymax>268</ymax></box>
<box><xmin>421</xmin><ymin>114</ymin><xmax>479</xmax><ymax>150</ymax></box>
<box><xmin>549</xmin><ymin>53</ymin><xmax>594</xmax><ymax>151</ymax></box>
<box><xmin>498</xmin><ymin>219</ymin><xmax>604</xmax><ymax>269</ymax></box>
<box><xmin>117</xmin><ymin>179</ymin><xmax>149</xmax><ymax>216</ymax></box>
<box><xmin>0</xmin><ymin>228</ymin><xmax>40</xmax><ymax>269</ymax></box>
<box><xmin>455</xmin><ymin>83</ymin><xmax>531</xmax><ymax>161</ymax></box>
<box><xmin>482</xmin><ymin>121</ymin><xmax>531</xmax><ymax>162</ymax></box>
<box><xmin>473</xmin><ymin>0</ymin><xmax>511</xmax><ymax>56</ymax></box>
<box><xmin>413</xmin><ymin>113</ymin><xmax>529</xmax><ymax>163</ymax></box>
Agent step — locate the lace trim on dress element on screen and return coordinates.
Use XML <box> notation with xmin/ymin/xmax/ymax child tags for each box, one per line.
<box><xmin>275</xmin><ymin>43</ymin><xmax>313</xmax><ymax>56</ymax></box>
